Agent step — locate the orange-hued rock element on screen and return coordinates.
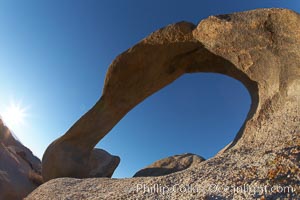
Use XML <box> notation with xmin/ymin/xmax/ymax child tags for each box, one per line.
<box><xmin>133</xmin><ymin>153</ymin><xmax>205</xmax><ymax>177</ymax></box>
<box><xmin>34</xmin><ymin>9</ymin><xmax>299</xmax><ymax>199</ymax></box>
<box><xmin>0</xmin><ymin>119</ymin><xmax>42</xmax><ymax>200</ymax></box>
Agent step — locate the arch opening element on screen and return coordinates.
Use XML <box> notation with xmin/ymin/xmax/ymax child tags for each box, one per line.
<box><xmin>99</xmin><ymin>72</ymin><xmax>253</xmax><ymax>178</ymax></box>
<box><xmin>42</xmin><ymin>43</ymin><xmax>260</xmax><ymax>181</ymax></box>
<box><xmin>184</xmin><ymin>49</ymin><xmax>259</xmax><ymax>149</ymax></box>
<box><xmin>41</xmin><ymin>19</ymin><xmax>262</xmax><ymax>181</ymax></box>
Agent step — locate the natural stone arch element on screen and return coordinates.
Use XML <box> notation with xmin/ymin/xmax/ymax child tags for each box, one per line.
<box><xmin>41</xmin><ymin>8</ymin><xmax>300</xmax><ymax>182</ymax></box>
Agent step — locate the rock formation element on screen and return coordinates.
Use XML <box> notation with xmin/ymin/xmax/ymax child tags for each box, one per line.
<box><xmin>88</xmin><ymin>148</ymin><xmax>120</xmax><ymax>178</ymax></box>
<box><xmin>28</xmin><ymin>8</ymin><xmax>299</xmax><ymax>199</ymax></box>
<box><xmin>0</xmin><ymin>118</ymin><xmax>42</xmax><ymax>200</ymax></box>
<box><xmin>133</xmin><ymin>153</ymin><xmax>205</xmax><ymax>177</ymax></box>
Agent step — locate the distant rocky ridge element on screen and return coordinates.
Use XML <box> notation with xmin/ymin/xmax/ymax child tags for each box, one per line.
<box><xmin>27</xmin><ymin>8</ymin><xmax>299</xmax><ymax>199</ymax></box>
<box><xmin>0</xmin><ymin>118</ymin><xmax>42</xmax><ymax>200</ymax></box>
<box><xmin>134</xmin><ymin>153</ymin><xmax>205</xmax><ymax>177</ymax></box>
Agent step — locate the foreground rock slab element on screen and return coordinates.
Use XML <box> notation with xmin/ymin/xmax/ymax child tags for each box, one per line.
<box><xmin>0</xmin><ymin>119</ymin><xmax>42</xmax><ymax>200</ymax></box>
<box><xmin>32</xmin><ymin>8</ymin><xmax>300</xmax><ymax>199</ymax></box>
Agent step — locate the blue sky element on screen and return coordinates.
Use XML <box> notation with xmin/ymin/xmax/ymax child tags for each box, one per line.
<box><xmin>0</xmin><ymin>1</ymin><xmax>299</xmax><ymax>178</ymax></box>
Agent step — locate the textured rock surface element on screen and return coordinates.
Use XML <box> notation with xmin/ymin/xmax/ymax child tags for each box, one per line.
<box><xmin>31</xmin><ymin>8</ymin><xmax>300</xmax><ymax>199</ymax></box>
<box><xmin>0</xmin><ymin>119</ymin><xmax>42</xmax><ymax>200</ymax></box>
<box><xmin>88</xmin><ymin>148</ymin><xmax>120</xmax><ymax>178</ymax></box>
<box><xmin>134</xmin><ymin>153</ymin><xmax>205</xmax><ymax>177</ymax></box>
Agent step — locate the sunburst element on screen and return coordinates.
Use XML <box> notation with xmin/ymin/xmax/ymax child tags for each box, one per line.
<box><xmin>2</xmin><ymin>100</ymin><xmax>29</xmax><ymax>130</ymax></box>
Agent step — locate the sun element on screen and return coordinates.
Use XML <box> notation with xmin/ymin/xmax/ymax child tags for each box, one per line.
<box><xmin>2</xmin><ymin>100</ymin><xmax>29</xmax><ymax>130</ymax></box>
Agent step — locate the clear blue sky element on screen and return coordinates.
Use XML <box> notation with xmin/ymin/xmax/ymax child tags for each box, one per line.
<box><xmin>0</xmin><ymin>1</ymin><xmax>299</xmax><ymax>178</ymax></box>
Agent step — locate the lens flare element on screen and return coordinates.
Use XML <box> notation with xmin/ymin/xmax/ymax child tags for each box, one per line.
<box><xmin>2</xmin><ymin>100</ymin><xmax>29</xmax><ymax>130</ymax></box>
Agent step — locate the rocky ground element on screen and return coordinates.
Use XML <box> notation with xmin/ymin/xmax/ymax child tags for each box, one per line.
<box><xmin>26</xmin><ymin>143</ymin><xmax>299</xmax><ymax>199</ymax></box>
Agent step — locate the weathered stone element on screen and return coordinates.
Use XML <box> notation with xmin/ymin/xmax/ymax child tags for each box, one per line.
<box><xmin>0</xmin><ymin>119</ymin><xmax>42</xmax><ymax>200</ymax></box>
<box><xmin>32</xmin><ymin>8</ymin><xmax>300</xmax><ymax>199</ymax></box>
<box><xmin>133</xmin><ymin>153</ymin><xmax>205</xmax><ymax>177</ymax></box>
<box><xmin>88</xmin><ymin>148</ymin><xmax>120</xmax><ymax>178</ymax></box>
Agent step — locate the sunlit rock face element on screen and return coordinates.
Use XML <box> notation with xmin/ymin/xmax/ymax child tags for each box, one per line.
<box><xmin>133</xmin><ymin>153</ymin><xmax>205</xmax><ymax>177</ymax></box>
<box><xmin>34</xmin><ymin>8</ymin><xmax>300</xmax><ymax>199</ymax></box>
<box><xmin>0</xmin><ymin>118</ymin><xmax>42</xmax><ymax>200</ymax></box>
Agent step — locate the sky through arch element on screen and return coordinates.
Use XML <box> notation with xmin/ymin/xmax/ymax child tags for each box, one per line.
<box><xmin>99</xmin><ymin>73</ymin><xmax>251</xmax><ymax>178</ymax></box>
